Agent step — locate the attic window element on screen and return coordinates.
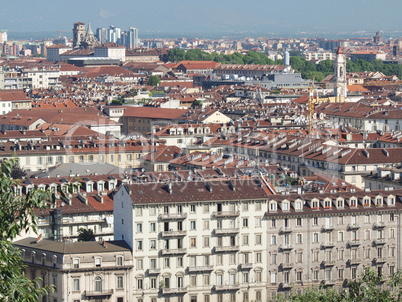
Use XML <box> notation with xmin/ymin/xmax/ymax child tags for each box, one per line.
<box><xmin>137</xmin><ymin>190</ymin><xmax>143</xmax><ymax>195</ymax></box>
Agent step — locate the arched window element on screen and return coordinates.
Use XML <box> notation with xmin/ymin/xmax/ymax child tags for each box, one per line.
<box><xmin>94</xmin><ymin>276</ymin><xmax>102</xmax><ymax>292</ymax></box>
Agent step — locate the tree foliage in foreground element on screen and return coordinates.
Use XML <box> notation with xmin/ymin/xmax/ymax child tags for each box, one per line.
<box><xmin>0</xmin><ymin>158</ymin><xmax>55</xmax><ymax>301</ymax></box>
<box><xmin>274</xmin><ymin>267</ymin><xmax>401</xmax><ymax>302</ymax></box>
<box><xmin>77</xmin><ymin>228</ymin><xmax>95</xmax><ymax>242</ymax></box>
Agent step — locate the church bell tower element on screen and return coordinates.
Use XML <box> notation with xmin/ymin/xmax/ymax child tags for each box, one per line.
<box><xmin>333</xmin><ymin>44</ymin><xmax>347</xmax><ymax>101</ymax></box>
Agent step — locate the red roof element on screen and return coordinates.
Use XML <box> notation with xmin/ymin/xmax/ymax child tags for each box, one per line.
<box><xmin>123</xmin><ymin>107</ymin><xmax>188</xmax><ymax>119</ymax></box>
<box><xmin>0</xmin><ymin>89</ymin><xmax>31</xmax><ymax>102</ymax></box>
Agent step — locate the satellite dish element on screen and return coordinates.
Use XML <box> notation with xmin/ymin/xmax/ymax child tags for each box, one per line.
<box><xmin>61</xmin><ymin>202</ymin><xmax>65</xmax><ymax>207</ymax></box>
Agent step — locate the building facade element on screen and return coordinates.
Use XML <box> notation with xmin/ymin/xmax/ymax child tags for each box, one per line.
<box><xmin>15</xmin><ymin>238</ymin><xmax>133</xmax><ymax>302</ymax></box>
<box><xmin>114</xmin><ymin>179</ymin><xmax>274</xmax><ymax>302</ymax></box>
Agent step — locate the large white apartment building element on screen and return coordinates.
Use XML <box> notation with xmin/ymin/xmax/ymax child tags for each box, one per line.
<box><xmin>113</xmin><ymin>178</ymin><xmax>402</xmax><ymax>302</ymax></box>
<box><xmin>114</xmin><ymin>178</ymin><xmax>273</xmax><ymax>302</ymax></box>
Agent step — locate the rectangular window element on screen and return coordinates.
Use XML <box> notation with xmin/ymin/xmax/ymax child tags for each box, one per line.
<box><xmin>256</xmin><ymin>234</ymin><xmax>262</xmax><ymax>245</ymax></box>
<box><xmin>73</xmin><ymin>278</ymin><xmax>80</xmax><ymax>291</ymax></box>
<box><xmin>117</xmin><ymin>276</ymin><xmax>123</xmax><ymax>288</ymax></box>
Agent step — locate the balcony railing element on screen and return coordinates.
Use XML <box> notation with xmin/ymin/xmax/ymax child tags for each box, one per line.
<box><xmin>214</xmin><ymin>246</ymin><xmax>240</xmax><ymax>253</ymax></box>
<box><xmin>280</xmin><ymin>282</ymin><xmax>292</xmax><ymax>289</ymax></box>
<box><xmin>373</xmin><ymin>222</ymin><xmax>386</xmax><ymax>228</ymax></box>
<box><xmin>159</xmin><ymin>213</ymin><xmax>187</xmax><ymax>220</ymax></box>
<box><xmin>280</xmin><ymin>244</ymin><xmax>293</xmax><ymax>250</ymax></box>
<box><xmin>281</xmin><ymin>262</ymin><xmax>294</xmax><ymax>269</ymax></box>
<box><xmin>161</xmin><ymin>248</ymin><xmax>187</xmax><ymax>255</ymax></box>
<box><xmin>188</xmin><ymin>266</ymin><xmax>214</xmax><ymax>273</ymax></box>
<box><xmin>349</xmin><ymin>259</ymin><xmax>361</xmax><ymax>265</ymax></box>
<box><xmin>147</xmin><ymin>268</ymin><xmax>161</xmax><ymax>275</ymax></box>
<box><xmin>279</xmin><ymin>227</ymin><xmax>293</xmax><ymax>233</ymax></box>
<box><xmin>212</xmin><ymin>211</ymin><xmax>240</xmax><ymax>218</ymax></box>
<box><xmin>321</xmin><ymin>242</ymin><xmax>336</xmax><ymax>248</ymax></box>
<box><xmin>323</xmin><ymin>280</ymin><xmax>336</xmax><ymax>286</ymax></box>
<box><xmin>375</xmin><ymin>257</ymin><xmax>387</xmax><ymax>263</ymax></box>
<box><xmin>214</xmin><ymin>228</ymin><xmax>240</xmax><ymax>235</ymax></box>
<box><xmin>322</xmin><ymin>260</ymin><xmax>336</xmax><ymax>266</ymax></box>
<box><xmin>239</xmin><ymin>263</ymin><xmax>253</xmax><ymax>270</ymax></box>
<box><xmin>162</xmin><ymin>287</ymin><xmax>187</xmax><ymax>295</ymax></box>
<box><xmin>321</xmin><ymin>225</ymin><xmax>335</xmax><ymax>231</ymax></box>
<box><xmin>161</xmin><ymin>230</ymin><xmax>187</xmax><ymax>237</ymax></box>
<box><xmin>347</xmin><ymin>223</ymin><xmax>360</xmax><ymax>230</ymax></box>
<box><xmin>374</xmin><ymin>238</ymin><xmax>386</xmax><ymax>245</ymax></box>
<box><xmin>214</xmin><ymin>284</ymin><xmax>240</xmax><ymax>291</ymax></box>
<box><xmin>348</xmin><ymin>240</ymin><xmax>361</xmax><ymax>246</ymax></box>
<box><xmin>84</xmin><ymin>289</ymin><xmax>113</xmax><ymax>297</ymax></box>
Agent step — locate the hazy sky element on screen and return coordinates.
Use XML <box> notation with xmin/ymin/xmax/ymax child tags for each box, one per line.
<box><xmin>2</xmin><ymin>0</ymin><xmax>401</xmax><ymax>37</ymax></box>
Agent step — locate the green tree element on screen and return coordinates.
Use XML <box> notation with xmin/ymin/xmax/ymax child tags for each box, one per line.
<box><xmin>276</xmin><ymin>267</ymin><xmax>402</xmax><ymax>302</ymax></box>
<box><xmin>77</xmin><ymin>228</ymin><xmax>95</xmax><ymax>242</ymax></box>
<box><xmin>0</xmin><ymin>158</ymin><xmax>55</xmax><ymax>301</ymax></box>
<box><xmin>167</xmin><ymin>48</ymin><xmax>185</xmax><ymax>63</ymax></box>
<box><xmin>148</xmin><ymin>75</ymin><xmax>161</xmax><ymax>87</ymax></box>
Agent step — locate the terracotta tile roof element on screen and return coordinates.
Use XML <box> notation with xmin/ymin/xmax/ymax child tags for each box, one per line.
<box><xmin>125</xmin><ymin>178</ymin><xmax>272</xmax><ymax>204</ymax></box>
<box><xmin>0</xmin><ymin>89</ymin><xmax>31</xmax><ymax>101</ymax></box>
<box><xmin>123</xmin><ymin>107</ymin><xmax>188</xmax><ymax>119</ymax></box>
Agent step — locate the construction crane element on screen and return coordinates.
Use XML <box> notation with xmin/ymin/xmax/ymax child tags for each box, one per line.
<box><xmin>308</xmin><ymin>76</ymin><xmax>316</xmax><ymax>134</ymax></box>
<box><xmin>56</xmin><ymin>31</ymin><xmax>69</xmax><ymax>38</ymax></box>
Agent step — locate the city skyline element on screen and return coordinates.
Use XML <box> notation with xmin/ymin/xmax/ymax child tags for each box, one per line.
<box><xmin>2</xmin><ymin>0</ymin><xmax>402</xmax><ymax>39</ymax></box>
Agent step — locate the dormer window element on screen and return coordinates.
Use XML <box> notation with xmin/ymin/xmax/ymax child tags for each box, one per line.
<box><xmin>269</xmin><ymin>201</ymin><xmax>277</xmax><ymax>212</ymax></box>
<box><xmin>295</xmin><ymin>201</ymin><xmax>302</xmax><ymax>211</ymax></box>
<box><xmin>31</xmin><ymin>252</ymin><xmax>36</xmax><ymax>263</ymax></box>
<box><xmin>337</xmin><ymin>199</ymin><xmax>344</xmax><ymax>208</ymax></box>
<box><xmin>312</xmin><ymin>201</ymin><xmax>319</xmax><ymax>209</ymax></box>
<box><xmin>282</xmin><ymin>202</ymin><xmax>289</xmax><ymax>211</ymax></box>
<box><xmin>52</xmin><ymin>255</ymin><xmax>57</xmax><ymax>268</ymax></box>
<box><xmin>376</xmin><ymin>197</ymin><xmax>383</xmax><ymax>207</ymax></box>
<box><xmin>95</xmin><ymin>257</ymin><xmax>101</xmax><ymax>267</ymax></box>
<box><xmin>350</xmin><ymin>199</ymin><xmax>357</xmax><ymax>207</ymax></box>
<box><xmin>324</xmin><ymin>200</ymin><xmax>331</xmax><ymax>209</ymax></box>
<box><xmin>388</xmin><ymin>196</ymin><xmax>395</xmax><ymax>206</ymax></box>
<box><xmin>73</xmin><ymin>258</ymin><xmax>79</xmax><ymax>268</ymax></box>
<box><xmin>87</xmin><ymin>183</ymin><xmax>93</xmax><ymax>193</ymax></box>
<box><xmin>363</xmin><ymin>198</ymin><xmax>370</xmax><ymax>207</ymax></box>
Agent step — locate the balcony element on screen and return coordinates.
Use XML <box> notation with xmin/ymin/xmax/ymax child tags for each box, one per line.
<box><xmin>281</xmin><ymin>262</ymin><xmax>294</xmax><ymax>269</ymax></box>
<box><xmin>279</xmin><ymin>227</ymin><xmax>293</xmax><ymax>233</ymax></box>
<box><xmin>374</xmin><ymin>239</ymin><xmax>386</xmax><ymax>245</ymax></box>
<box><xmin>214</xmin><ymin>246</ymin><xmax>240</xmax><ymax>253</ymax></box>
<box><xmin>375</xmin><ymin>257</ymin><xmax>387</xmax><ymax>264</ymax></box>
<box><xmin>349</xmin><ymin>259</ymin><xmax>361</xmax><ymax>265</ymax></box>
<box><xmin>347</xmin><ymin>223</ymin><xmax>360</xmax><ymax>230</ymax></box>
<box><xmin>159</xmin><ymin>213</ymin><xmax>187</xmax><ymax>220</ymax></box>
<box><xmin>147</xmin><ymin>268</ymin><xmax>161</xmax><ymax>275</ymax></box>
<box><xmin>188</xmin><ymin>266</ymin><xmax>214</xmax><ymax>273</ymax></box>
<box><xmin>212</xmin><ymin>211</ymin><xmax>240</xmax><ymax>218</ymax></box>
<box><xmin>321</xmin><ymin>242</ymin><xmax>336</xmax><ymax>248</ymax></box>
<box><xmin>280</xmin><ymin>244</ymin><xmax>293</xmax><ymax>250</ymax></box>
<box><xmin>321</xmin><ymin>225</ymin><xmax>335</xmax><ymax>231</ymax></box>
<box><xmin>214</xmin><ymin>284</ymin><xmax>240</xmax><ymax>292</ymax></box>
<box><xmin>348</xmin><ymin>240</ymin><xmax>361</xmax><ymax>246</ymax></box>
<box><xmin>322</xmin><ymin>260</ymin><xmax>336</xmax><ymax>267</ymax></box>
<box><xmin>239</xmin><ymin>263</ymin><xmax>253</xmax><ymax>270</ymax></box>
<box><xmin>162</xmin><ymin>287</ymin><xmax>187</xmax><ymax>295</ymax></box>
<box><xmin>161</xmin><ymin>230</ymin><xmax>187</xmax><ymax>237</ymax></box>
<box><xmin>280</xmin><ymin>282</ymin><xmax>292</xmax><ymax>289</ymax></box>
<box><xmin>214</xmin><ymin>228</ymin><xmax>240</xmax><ymax>235</ymax></box>
<box><xmin>322</xmin><ymin>280</ymin><xmax>336</xmax><ymax>286</ymax></box>
<box><xmin>84</xmin><ymin>289</ymin><xmax>113</xmax><ymax>298</ymax></box>
<box><xmin>373</xmin><ymin>222</ymin><xmax>386</xmax><ymax>228</ymax></box>
<box><xmin>161</xmin><ymin>248</ymin><xmax>187</xmax><ymax>256</ymax></box>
